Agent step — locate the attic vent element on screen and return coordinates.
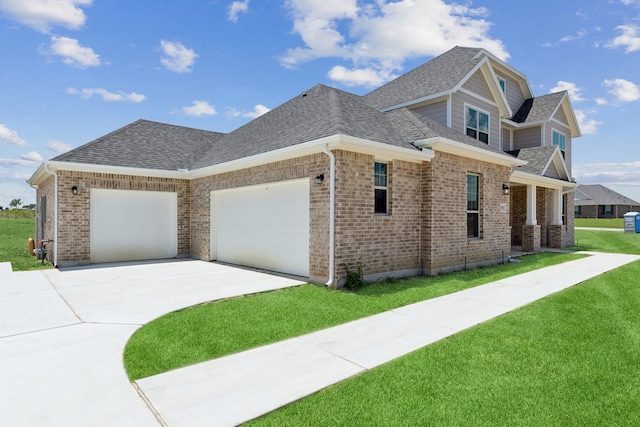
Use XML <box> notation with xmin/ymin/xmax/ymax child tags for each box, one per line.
<box><xmin>301</xmin><ymin>92</ymin><xmax>307</xmax><ymax>98</ymax></box>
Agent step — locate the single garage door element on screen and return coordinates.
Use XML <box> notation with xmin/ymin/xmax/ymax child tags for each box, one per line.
<box><xmin>211</xmin><ymin>179</ymin><xmax>309</xmax><ymax>277</ymax></box>
<box><xmin>90</xmin><ymin>189</ymin><xmax>178</xmax><ymax>263</ymax></box>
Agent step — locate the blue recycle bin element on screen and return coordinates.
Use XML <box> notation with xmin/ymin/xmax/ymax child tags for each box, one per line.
<box><xmin>623</xmin><ymin>212</ymin><xmax>640</xmax><ymax>233</ymax></box>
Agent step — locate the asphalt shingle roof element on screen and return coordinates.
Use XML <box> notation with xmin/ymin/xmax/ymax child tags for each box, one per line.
<box><xmin>511</xmin><ymin>91</ymin><xmax>566</xmax><ymax>123</ymax></box>
<box><xmin>53</xmin><ymin>120</ymin><xmax>225</xmax><ymax>171</ymax></box>
<box><xmin>575</xmin><ymin>184</ymin><xmax>640</xmax><ymax>206</ymax></box>
<box><xmin>363</xmin><ymin>46</ymin><xmax>483</xmax><ymax>110</ymax></box>
<box><xmin>508</xmin><ymin>146</ymin><xmax>558</xmax><ymax>176</ymax></box>
<box><xmin>192</xmin><ymin>84</ymin><xmax>418</xmax><ymax>169</ymax></box>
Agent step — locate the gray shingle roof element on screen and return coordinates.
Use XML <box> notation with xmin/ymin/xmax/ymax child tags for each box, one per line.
<box><xmin>508</xmin><ymin>146</ymin><xmax>558</xmax><ymax>176</ymax></box>
<box><xmin>511</xmin><ymin>91</ymin><xmax>566</xmax><ymax>123</ymax></box>
<box><xmin>53</xmin><ymin>119</ymin><xmax>225</xmax><ymax>170</ymax></box>
<box><xmin>575</xmin><ymin>184</ymin><xmax>640</xmax><ymax>206</ymax></box>
<box><xmin>192</xmin><ymin>84</ymin><xmax>417</xmax><ymax>169</ymax></box>
<box><xmin>364</xmin><ymin>46</ymin><xmax>483</xmax><ymax>110</ymax></box>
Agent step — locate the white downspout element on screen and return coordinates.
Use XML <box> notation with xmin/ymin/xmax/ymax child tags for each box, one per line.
<box><xmin>43</xmin><ymin>163</ymin><xmax>58</xmax><ymax>267</ymax></box>
<box><xmin>323</xmin><ymin>144</ymin><xmax>336</xmax><ymax>287</ymax></box>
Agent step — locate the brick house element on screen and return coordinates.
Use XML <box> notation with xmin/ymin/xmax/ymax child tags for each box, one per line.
<box><xmin>28</xmin><ymin>46</ymin><xmax>580</xmax><ymax>286</ymax></box>
<box><xmin>575</xmin><ymin>184</ymin><xmax>640</xmax><ymax>218</ymax></box>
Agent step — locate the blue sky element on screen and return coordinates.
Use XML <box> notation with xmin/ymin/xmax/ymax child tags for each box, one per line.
<box><xmin>1</xmin><ymin>0</ymin><xmax>640</xmax><ymax>207</ymax></box>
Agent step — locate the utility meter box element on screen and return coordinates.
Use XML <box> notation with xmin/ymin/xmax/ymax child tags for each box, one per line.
<box><xmin>623</xmin><ymin>212</ymin><xmax>640</xmax><ymax>233</ymax></box>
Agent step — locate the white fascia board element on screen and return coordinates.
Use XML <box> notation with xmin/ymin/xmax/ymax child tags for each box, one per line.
<box><xmin>478</xmin><ymin>62</ymin><xmax>513</xmax><ymax>117</ymax></box>
<box><xmin>378</xmin><ymin>90</ymin><xmax>452</xmax><ymax>113</ymax></box>
<box><xmin>502</xmin><ymin>118</ymin><xmax>548</xmax><ymax>128</ymax></box>
<box><xmin>28</xmin><ymin>163</ymin><xmax>48</xmax><ymax>186</ymax></box>
<box><xmin>33</xmin><ymin>135</ymin><xmax>435</xmax><ymax>183</ymax></box>
<box><xmin>38</xmin><ymin>161</ymin><xmax>192</xmax><ymax>180</ymax></box>
<box><xmin>414</xmin><ymin>137</ymin><xmax>526</xmax><ymax>167</ymax></box>
<box><xmin>191</xmin><ymin>134</ymin><xmax>434</xmax><ymax>179</ymax></box>
<box><xmin>511</xmin><ymin>170</ymin><xmax>577</xmax><ymax>189</ymax></box>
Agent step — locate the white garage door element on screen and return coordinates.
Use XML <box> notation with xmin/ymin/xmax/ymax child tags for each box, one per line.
<box><xmin>211</xmin><ymin>179</ymin><xmax>309</xmax><ymax>277</ymax></box>
<box><xmin>90</xmin><ymin>189</ymin><xmax>178</xmax><ymax>263</ymax></box>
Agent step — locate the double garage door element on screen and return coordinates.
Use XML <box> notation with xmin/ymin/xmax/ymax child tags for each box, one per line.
<box><xmin>211</xmin><ymin>179</ymin><xmax>310</xmax><ymax>277</ymax></box>
<box><xmin>90</xmin><ymin>180</ymin><xmax>310</xmax><ymax>277</ymax></box>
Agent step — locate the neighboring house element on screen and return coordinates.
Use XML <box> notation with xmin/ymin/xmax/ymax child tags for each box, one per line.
<box><xmin>574</xmin><ymin>184</ymin><xmax>640</xmax><ymax>218</ymax></box>
<box><xmin>28</xmin><ymin>46</ymin><xmax>580</xmax><ymax>286</ymax></box>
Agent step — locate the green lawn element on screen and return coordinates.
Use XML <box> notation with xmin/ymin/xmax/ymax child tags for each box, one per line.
<box><xmin>571</xmin><ymin>228</ymin><xmax>640</xmax><ymax>254</ymax></box>
<box><xmin>124</xmin><ymin>252</ymin><xmax>584</xmax><ymax>381</ymax></box>
<box><xmin>575</xmin><ymin>217</ymin><xmax>623</xmax><ymax>228</ymax></box>
<box><xmin>0</xmin><ymin>215</ymin><xmax>53</xmax><ymax>271</ymax></box>
<box><xmin>249</xmin><ymin>260</ymin><xmax>640</xmax><ymax>426</ymax></box>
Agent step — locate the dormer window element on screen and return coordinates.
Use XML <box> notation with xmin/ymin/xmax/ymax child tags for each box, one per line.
<box><xmin>552</xmin><ymin>130</ymin><xmax>566</xmax><ymax>156</ymax></box>
<box><xmin>466</xmin><ymin>106</ymin><xmax>489</xmax><ymax>144</ymax></box>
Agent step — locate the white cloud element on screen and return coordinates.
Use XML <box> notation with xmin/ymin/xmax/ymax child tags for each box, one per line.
<box><xmin>44</xmin><ymin>36</ymin><xmax>100</xmax><ymax>67</ymax></box>
<box><xmin>0</xmin><ymin>152</ymin><xmax>41</xmax><ymax>167</ymax></box>
<box><xmin>228</xmin><ymin>0</ymin><xmax>249</xmax><ymax>22</ymax></box>
<box><xmin>574</xmin><ymin>110</ymin><xmax>601</xmax><ymax>135</ymax></box>
<box><xmin>47</xmin><ymin>140</ymin><xmax>72</xmax><ymax>153</ymax></box>
<box><xmin>0</xmin><ymin>0</ymin><xmax>92</xmax><ymax>32</ymax></box>
<box><xmin>182</xmin><ymin>100</ymin><xmax>216</xmax><ymax>116</ymax></box>
<box><xmin>328</xmin><ymin>65</ymin><xmax>393</xmax><ymax>88</ymax></box>
<box><xmin>606</xmin><ymin>25</ymin><xmax>640</xmax><ymax>53</ymax></box>
<box><xmin>281</xmin><ymin>0</ymin><xmax>508</xmax><ymax>87</ymax></box>
<box><xmin>159</xmin><ymin>40</ymin><xmax>197</xmax><ymax>73</ymax></box>
<box><xmin>603</xmin><ymin>78</ymin><xmax>640</xmax><ymax>102</ymax></box>
<box><xmin>0</xmin><ymin>124</ymin><xmax>27</xmax><ymax>146</ymax></box>
<box><xmin>550</xmin><ymin>81</ymin><xmax>585</xmax><ymax>102</ymax></box>
<box><xmin>596</xmin><ymin>98</ymin><xmax>608</xmax><ymax>105</ymax></box>
<box><xmin>244</xmin><ymin>104</ymin><xmax>270</xmax><ymax>118</ymax></box>
<box><xmin>66</xmin><ymin>87</ymin><xmax>145</xmax><ymax>102</ymax></box>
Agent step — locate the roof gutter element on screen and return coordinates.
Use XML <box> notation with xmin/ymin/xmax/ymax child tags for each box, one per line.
<box><xmin>414</xmin><ymin>137</ymin><xmax>527</xmax><ymax>167</ymax></box>
<box><xmin>43</xmin><ymin>162</ymin><xmax>58</xmax><ymax>267</ymax></box>
<box><xmin>322</xmin><ymin>144</ymin><xmax>336</xmax><ymax>288</ymax></box>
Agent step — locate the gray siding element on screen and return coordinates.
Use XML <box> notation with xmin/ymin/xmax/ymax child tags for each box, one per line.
<box><xmin>545</xmin><ymin>161</ymin><xmax>561</xmax><ymax>179</ymax></box>
<box><xmin>513</xmin><ymin>127</ymin><xmax>542</xmax><ymax>150</ymax></box>
<box><xmin>545</xmin><ymin>123</ymin><xmax>571</xmax><ymax>172</ymax></box>
<box><xmin>502</xmin><ymin>127</ymin><xmax>511</xmax><ymax>150</ymax></box>
<box><xmin>553</xmin><ymin>106</ymin><xmax>568</xmax><ymax>125</ymax></box>
<box><xmin>462</xmin><ymin>70</ymin><xmax>492</xmax><ymax>100</ymax></box>
<box><xmin>413</xmin><ymin>100</ymin><xmax>448</xmax><ymax>126</ymax></box>
<box><xmin>498</xmin><ymin>74</ymin><xmax>526</xmax><ymax>115</ymax></box>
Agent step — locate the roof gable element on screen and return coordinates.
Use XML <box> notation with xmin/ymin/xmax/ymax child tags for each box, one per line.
<box><xmin>509</xmin><ymin>145</ymin><xmax>570</xmax><ymax>181</ymax></box>
<box><xmin>511</xmin><ymin>91</ymin><xmax>581</xmax><ymax>137</ymax></box>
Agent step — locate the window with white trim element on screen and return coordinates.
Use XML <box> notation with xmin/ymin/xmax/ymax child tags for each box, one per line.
<box><xmin>497</xmin><ymin>76</ymin><xmax>506</xmax><ymax>93</ymax></box>
<box><xmin>374</xmin><ymin>162</ymin><xmax>388</xmax><ymax>214</ymax></box>
<box><xmin>466</xmin><ymin>106</ymin><xmax>489</xmax><ymax>144</ymax></box>
<box><xmin>467</xmin><ymin>173</ymin><xmax>480</xmax><ymax>238</ymax></box>
<box><xmin>552</xmin><ymin>130</ymin><xmax>566</xmax><ymax>155</ymax></box>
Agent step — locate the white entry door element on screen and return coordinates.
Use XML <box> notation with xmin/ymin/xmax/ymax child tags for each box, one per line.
<box><xmin>211</xmin><ymin>179</ymin><xmax>309</xmax><ymax>277</ymax></box>
<box><xmin>90</xmin><ymin>189</ymin><xmax>178</xmax><ymax>263</ymax></box>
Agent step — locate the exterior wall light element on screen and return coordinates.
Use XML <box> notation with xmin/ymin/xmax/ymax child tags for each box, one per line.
<box><xmin>502</xmin><ymin>184</ymin><xmax>510</xmax><ymax>195</ymax></box>
<box><xmin>72</xmin><ymin>186</ymin><xmax>78</xmax><ymax>195</ymax></box>
<box><xmin>315</xmin><ymin>174</ymin><xmax>325</xmax><ymax>184</ymax></box>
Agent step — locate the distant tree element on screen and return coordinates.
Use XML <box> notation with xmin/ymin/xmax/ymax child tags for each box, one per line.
<box><xmin>9</xmin><ymin>198</ymin><xmax>22</xmax><ymax>209</ymax></box>
<box><xmin>26</xmin><ymin>203</ymin><xmax>36</xmax><ymax>210</ymax></box>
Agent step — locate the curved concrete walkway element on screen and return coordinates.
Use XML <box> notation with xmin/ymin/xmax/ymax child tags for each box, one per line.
<box><xmin>0</xmin><ymin>259</ymin><xmax>305</xmax><ymax>427</ymax></box>
<box><xmin>1</xmin><ymin>252</ymin><xmax>639</xmax><ymax>426</ymax></box>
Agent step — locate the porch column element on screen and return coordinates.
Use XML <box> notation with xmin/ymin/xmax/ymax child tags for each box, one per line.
<box><xmin>549</xmin><ymin>188</ymin><xmax>566</xmax><ymax>248</ymax></box>
<box><xmin>552</xmin><ymin>188</ymin><xmax>563</xmax><ymax>225</ymax></box>
<box><xmin>526</xmin><ymin>184</ymin><xmax>537</xmax><ymax>225</ymax></box>
<box><xmin>522</xmin><ymin>184</ymin><xmax>541</xmax><ymax>252</ymax></box>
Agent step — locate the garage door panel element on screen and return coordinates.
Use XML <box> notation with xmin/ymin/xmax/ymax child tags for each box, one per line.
<box><xmin>91</xmin><ymin>189</ymin><xmax>177</xmax><ymax>263</ymax></box>
<box><xmin>211</xmin><ymin>180</ymin><xmax>309</xmax><ymax>277</ymax></box>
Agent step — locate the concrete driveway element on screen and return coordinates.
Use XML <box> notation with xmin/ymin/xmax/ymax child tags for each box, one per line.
<box><xmin>0</xmin><ymin>259</ymin><xmax>305</xmax><ymax>427</ymax></box>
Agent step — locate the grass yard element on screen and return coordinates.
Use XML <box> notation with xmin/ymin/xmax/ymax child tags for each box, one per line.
<box><xmin>571</xmin><ymin>228</ymin><xmax>640</xmax><ymax>254</ymax></box>
<box><xmin>249</xmin><ymin>260</ymin><xmax>640</xmax><ymax>426</ymax></box>
<box><xmin>124</xmin><ymin>252</ymin><xmax>584</xmax><ymax>381</ymax></box>
<box><xmin>0</xmin><ymin>216</ymin><xmax>52</xmax><ymax>271</ymax></box>
<box><xmin>575</xmin><ymin>217</ymin><xmax>623</xmax><ymax>229</ymax></box>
